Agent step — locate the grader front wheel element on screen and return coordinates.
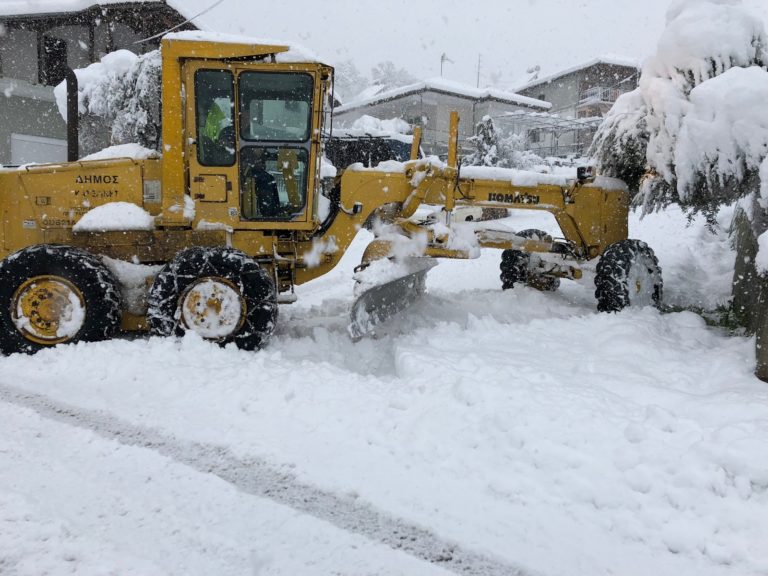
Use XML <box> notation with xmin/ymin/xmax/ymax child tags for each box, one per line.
<box><xmin>595</xmin><ymin>239</ymin><xmax>663</xmax><ymax>312</ymax></box>
<box><xmin>0</xmin><ymin>245</ymin><xmax>123</xmax><ymax>354</ymax></box>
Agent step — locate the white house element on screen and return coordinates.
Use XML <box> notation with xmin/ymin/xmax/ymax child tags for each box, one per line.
<box><xmin>333</xmin><ymin>77</ymin><xmax>551</xmax><ymax>157</ymax></box>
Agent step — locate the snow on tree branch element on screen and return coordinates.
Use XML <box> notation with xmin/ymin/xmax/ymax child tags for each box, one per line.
<box><xmin>54</xmin><ymin>49</ymin><xmax>162</xmax><ymax>156</ymax></box>
<box><xmin>591</xmin><ymin>0</ymin><xmax>768</xmax><ymax>221</ymax></box>
<box><xmin>464</xmin><ymin>115</ymin><xmax>543</xmax><ymax>170</ymax></box>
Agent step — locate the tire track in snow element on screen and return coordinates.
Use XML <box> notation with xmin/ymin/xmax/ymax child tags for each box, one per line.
<box><xmin>0</xmin><ymin>382</ymin><xmax>533</xmax><ymax>576</ymax></box>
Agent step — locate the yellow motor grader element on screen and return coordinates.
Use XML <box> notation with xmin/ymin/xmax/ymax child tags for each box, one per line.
<box><xmin>0</xmin><ymin>34</ymin><xmax>662</xmax><ymax>354</ymax></box>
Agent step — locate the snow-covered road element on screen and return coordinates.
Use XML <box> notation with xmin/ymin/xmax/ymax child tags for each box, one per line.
<box><xmin>2</xmin><ymin>207</ymin><xmax>767</xmax><ymax>576</ymax></box>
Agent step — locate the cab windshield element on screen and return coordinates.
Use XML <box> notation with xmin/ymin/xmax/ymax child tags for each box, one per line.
<box><xmin>239</xmin><ymin>72</ymin><xmax>313</xmax><ymax>142</ymax></box>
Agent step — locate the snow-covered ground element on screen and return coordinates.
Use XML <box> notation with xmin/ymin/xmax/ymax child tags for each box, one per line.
<box><xmin>2</xmin><ymin>206</ymin><xmax>766</xmax><ymax>576</ymax></box>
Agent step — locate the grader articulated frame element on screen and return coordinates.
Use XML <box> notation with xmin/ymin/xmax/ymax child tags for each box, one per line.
<box><xmin>0</xmin><ymin>35</ymin><xmax>661</xmax><ymax>354</ymax></box>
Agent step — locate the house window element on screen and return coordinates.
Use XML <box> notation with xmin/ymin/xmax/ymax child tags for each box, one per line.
<box><xmin>528</xmin><ymin>129</ymin><xmax>541</xmax><ymax>144</ymax></box>
<box><xmin>41</xmin><ymin>36</ymin><xmax>68</xmax><ymax>86</ymax></box>
<box><xmin>537</xmin><ymin>93</ymin><xmax>546</xmax><ymax>102</ymax></box>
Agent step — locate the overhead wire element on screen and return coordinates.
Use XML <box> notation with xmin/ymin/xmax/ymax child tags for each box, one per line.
<box><xmin>134</xmin><ymin>0</ymin><xmax>228</xmax><ymax>44</ymax></box>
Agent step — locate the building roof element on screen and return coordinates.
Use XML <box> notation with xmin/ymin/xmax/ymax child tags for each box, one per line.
<box><xmin>336</xmin><ymin>77</ymin><xmax>551</xmax><ymax>113</ymax></box>
<box><xmin>514</xmin><ymin>56</ymin><xmax>640</xmax><ymax>93</ymax></box>
<box><xmin>0</xmin><ymin>0</ymin><xmax>188</xmax><ymax>19</ymax></box>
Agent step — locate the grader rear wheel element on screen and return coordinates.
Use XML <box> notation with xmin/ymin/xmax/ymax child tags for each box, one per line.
<box><xmin>500</xmin><ymin>249</ymin><xmax>530</xmax><ymax>290</ymax></box>
<box><xmin>0</xmin><ymin>245</ymin><xmax>122</xmax><ymax>354</ymax></box>
<box><xmin>147</xmin><ymin>246</ymin><xmax>278</xmax><ymax>350</ymax></box>
<box><xmin>500</xmin><ymin>229</ymin><xmax>560</xmax><ymax>292</ymax></box>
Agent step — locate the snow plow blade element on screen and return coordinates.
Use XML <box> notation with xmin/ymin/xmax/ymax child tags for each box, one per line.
<box><xmin>348</xmin><ymin>257</ymin><xmax>438</xmax><ymax>340</ymax></box>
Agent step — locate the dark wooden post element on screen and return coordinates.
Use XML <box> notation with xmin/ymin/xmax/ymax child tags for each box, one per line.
<box><xmin>66</xmin><ymin>67</ymin><xmax>78</xmax><ymax>162</ymax></box>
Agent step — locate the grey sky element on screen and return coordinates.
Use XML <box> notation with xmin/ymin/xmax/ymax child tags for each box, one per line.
<box><xmin>191</xmin><ymin>0</ymin><xmax>768</xmax><ymax>89</ymax></box>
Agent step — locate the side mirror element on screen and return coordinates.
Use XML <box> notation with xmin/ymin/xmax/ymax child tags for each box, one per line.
<box><xmin>341</xmin><ymin>201</ymin><xmax>363</xmax><ymax>215</ymax></box>
<box><xmin>577</xmin><ymin>166</ymin><xmax>596</xmax><ymax>183</ymax></box>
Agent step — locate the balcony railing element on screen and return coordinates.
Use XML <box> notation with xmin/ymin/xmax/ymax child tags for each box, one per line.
<box><xmin>578</xmin><ymin>86</ymin><xmax>622</xmax><ymax>105</ymax></box>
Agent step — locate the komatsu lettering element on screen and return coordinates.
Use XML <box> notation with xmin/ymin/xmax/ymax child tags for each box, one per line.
<box><xmin>488</xmin><ymin>192</ymin><xmax>540</xmax><ymax>205</ymax></box>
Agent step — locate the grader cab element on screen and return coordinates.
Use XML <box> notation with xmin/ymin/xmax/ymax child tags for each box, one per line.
<box><xmin>0</xmin><ymin>33</ymin><xmax>662</xmax><ymax>354</ymax></box>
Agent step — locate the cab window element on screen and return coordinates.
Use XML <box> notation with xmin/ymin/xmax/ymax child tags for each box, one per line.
<box><xmin>195</xmin><ymin>69</ymin><xmax>235</xmax><ymax>166</ymax></box>
<box><xmin>239</xmin><ymin>72</ymin><xmax>313</xmax><ymax>142</ymax></box>
<box><xmin>240</xmin><ymin>147</ymin><xmax>309</xmax><ymax>220</ymax></box>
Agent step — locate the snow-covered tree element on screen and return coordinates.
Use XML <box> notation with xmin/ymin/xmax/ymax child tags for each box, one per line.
<box><xmin>464</xmin><ymin>116</ymin><xmax>544</xmax><ymax>170</ymax></box>
<box><xmin>588</xmin><ymin>89</ymin><xmax>649</xmax><ymax>193</ymax></box>
<box><xmin>501</xmin><ymin>133</ymin><xmax>546</xmax><ymax>171</ymax></box>
<box><xmin>333</xmin><ymin>59</ymin><xmax>370</xmax><ymax>103</ymax></box>
<box><xmin>55</xmin><ymin>49</ymin><xmax>162</xmax><ymax>156</ymax></box>
<box><xmin>111</xmin><ymin>50</ymin><xmax>162</xmax><ymax>151</ymax></box>
<box><xmin>590</xmin><ymin>0</ymin><xmax>768</xmax><ymax>224</ymax></box>
<box><xmin>370</xmin><ymin>61</ymin><xmax>416</xmax><ymax>92</ymax></box>
<box><xmin>464</xmin><ymin>115</ymin><xmax>499</xmax><ymax>167</ymax></box>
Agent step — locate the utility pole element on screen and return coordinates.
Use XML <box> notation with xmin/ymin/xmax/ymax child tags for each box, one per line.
<box><xmin>440</xmin><ymin>52</ymin><xmax>454</xmax><ymax>77</ymax></box>
<box><xmin>476</xmin><ymin>54</ymin><xmax>481</xmax><ymax>88</ymax></box>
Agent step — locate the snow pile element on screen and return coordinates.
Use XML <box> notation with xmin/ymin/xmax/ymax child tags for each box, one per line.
<box><xmin>0</xmin><ymin>205</ymin><xmax>764</xmax><ymax>575</ymax></box>
<box><xmin>631</xmin><ymin>204</ymin><xmax>735</xmax><ymax>309</ymax></box>
<box><xmin>345</xmin><ymin>159</ymin><xmax>408</xmax><ymax>173</ymax></box>
<box><xmin>102</xmin><ymin>256</ymin><xmax>162</xmax><ymax>316</ymax></box>
<box><xmin>0</xmin><ymin>401</ymin><xmax>440</xmax><ymax>576</ymax></box>
<box><xmin>80</xmin><ymin>143</ymin><xmax>160</xmax><ymax>162</ymax></box>
<box><xmin>461</xmin><ymin>165</ymin><xmax>570</xmax><ymax>187</ymax></box>
<box><xmin>351</xmin><ymin>255</ymin><xmax>434</xmax><ymax>301</ymax></box>
<box><xmin>592</xmin><ymin>0</ymin><xmax>768</xmax><ymax>214</ymax></box>
<box><xmin>73</xmin><ymin>202</ymin><xmax>155</xmax><ymax>232</ymax></box>
<box><xmin>0</xmin><ymin>201</ymin><xmax>761</xmax><ymax>575</ymax></box>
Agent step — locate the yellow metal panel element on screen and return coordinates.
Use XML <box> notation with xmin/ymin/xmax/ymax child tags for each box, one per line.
<box><xmin>194</xmin><ymin>174</ymin><xmax>229</xmax><ymax>202</ymax></box>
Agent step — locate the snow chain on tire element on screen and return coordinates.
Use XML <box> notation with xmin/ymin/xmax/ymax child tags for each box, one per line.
<box><xmin>147</xmin><ymin>246</ymin><xmax>278</xmax><ymax>351</ymax></box>
<box><xmin>500</xmin><ymin>229</ymin><xmax>560</xmax><ymax>292</ymax></box>
<box><xmin>0</xmin><ymin>244</ymin><xmax>123</xmax><ymax>355</ymax></box>
<box><xmin>595</xmin><ymin>239</ymin><xmax>663</xmax><ymax>312</ymax></box>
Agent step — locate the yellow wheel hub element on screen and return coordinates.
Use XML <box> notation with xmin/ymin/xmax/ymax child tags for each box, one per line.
<box><xmin>180</xmin><ymin>277</ymin><xmax>245</xmax><ymax>340</ymax></box>
<box><xmin>12</xmin><ymin>276</ymin><xmax>86</xmax><ymax>345</ymax></box>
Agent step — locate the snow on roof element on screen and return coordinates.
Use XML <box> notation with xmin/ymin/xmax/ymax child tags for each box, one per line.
<box><xmin>165</xmin><ymin>31</ymin><xmax>322</xmax><ymax>63</ymax></box>
<box><xmin>333</xmin><ymin>115</ymin><xmax>412</xmax><ymax>140</ymax></box>
<box><xmin>514</xmin><ymin>56</ymin><xmax>641</xmax><ymax>93</ymax></box>
<box><xmin>337</xmin><ymin>77</ymin><xmax>551</xmax><ymax>113</ymax></box>
<box><xmin>0</xmin><ymin>0</ymin><xmax>188</xmax><ymax>18</ymax></box>
<box><xmin>348</xmin><ymin>84</ymin><xmax>390</xmax><ymax>103</ymax></box>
